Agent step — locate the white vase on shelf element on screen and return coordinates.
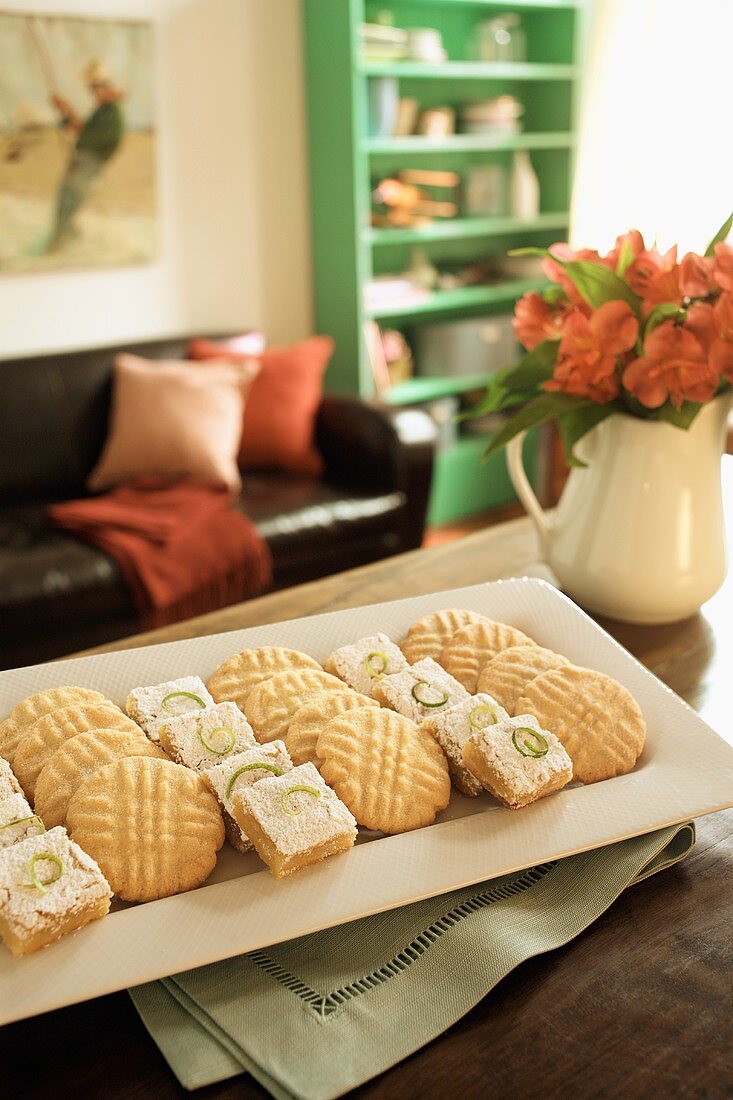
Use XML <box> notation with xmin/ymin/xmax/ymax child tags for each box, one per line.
<box><xmin>510</xmin><ymin>151</ymin><xmax>540</xmax><ymax>220</ymax></box>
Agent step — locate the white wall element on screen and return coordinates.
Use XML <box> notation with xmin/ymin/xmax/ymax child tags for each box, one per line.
<box><xmin>0</xmin><ymin>0</ymin><xmax>312</xmax><ymax>357</ymax></box>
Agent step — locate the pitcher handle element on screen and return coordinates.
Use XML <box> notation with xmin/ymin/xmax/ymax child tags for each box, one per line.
<box><xmin>506</xmin><ymin>432</ymin><xmax>552</xmax><ymax>553</ymax></box>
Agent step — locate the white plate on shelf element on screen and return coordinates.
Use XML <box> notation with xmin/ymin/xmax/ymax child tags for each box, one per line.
<box><xmin>1</xmin><ymin>577</ymin><xmax>732</xmax><ymax>1026</ymax></box>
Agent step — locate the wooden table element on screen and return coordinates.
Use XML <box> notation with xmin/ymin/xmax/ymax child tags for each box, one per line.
<box><xmin>3</xmin><ymin>496</ymin><xmax>733</xmax><ymax>1100</ymax></box>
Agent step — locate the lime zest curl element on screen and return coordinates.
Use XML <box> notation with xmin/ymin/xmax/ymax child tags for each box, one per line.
<box><xmin>280</xmin><ymin>784</ymin><xmax>321</xmax><ymax>816</ymax></box>
<box><xmin>225</xmin><ymin>762</ymin><xmax>284</xmax><ymax>800</ymax></box>
<box><xmin>0</xmin><ymin>814</ymin><xmax>45</xmax><ymax>835</ymax></box>
<box><xmin>411</xmin><ymin>680</ymin><xmax>449</xmax><ymax>708</ymax></box>
<box><xmin>512</xmin><ymin>727</ymin><xmax>549</xmax><ymax>758</ymax></box>
<box><xmin>199</xmin><ymin>725</ymin><xmax>236</xmax><ymax>756</ymax></box>
<box><xmin>161</xmin><ymin>690</ymin><xmax>206</xmax><ymax>715</ymax></box>
<box><xmin>364</xmin><ymin>651</ymin><xmax>388</xmax><ymax>679</ymax></box>
<box><xmin>25</xmin><ymin>852</ymin><xmax>63</xmax><ymax>894</ymax></box>
<box><xmin>468</xmin><ymin>704</ymin><xmax>498</xmax><ymax>730</ymax></box>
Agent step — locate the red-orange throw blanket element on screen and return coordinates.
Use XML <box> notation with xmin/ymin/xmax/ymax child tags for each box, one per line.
<box><xmin>48</xmin><ymin>479</ymin><xmax>272</xmax><ymax>629</ymax></box>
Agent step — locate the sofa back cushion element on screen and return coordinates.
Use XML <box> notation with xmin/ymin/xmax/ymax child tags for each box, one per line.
<box><xmin>0</xmin><ymin>336</ymin><xmax>234</xmax><ymax>503</ymax></box>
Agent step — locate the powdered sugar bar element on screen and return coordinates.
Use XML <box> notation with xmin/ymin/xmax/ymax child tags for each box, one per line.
<box><xmin>462</xmin><ymin>714</ymin><xmax>572</xmax><ymax>810</ymax></box>
<box><xmin>154</xmin><ymin>701</ymin><xmax>257</xmax><ymax>770</ymax></box>
<box><xmin>325</xmin><ymin>632</ymin><xmax>408</xmax><ymax>698</ymax></box>
<box><xmin>126</xmin><ymin>676</ymin><xmax>214</xmax><ymax>740</ymax></box>
<box><xmin>0</xmin><ymin>827</ymin><xmax>112</xmax><ymax>956</ymax></box>
<box><xmin>421</xmin><ymin>693</ymin><xmax>510</xmax><ymax>798</ymax></box>
<box><xmin>374</xmin><ymin>658</ymin><xmax>469</xmax><ymax>723</ymax></box>
<box><xmin>234</xmin><ymin>762</ymin><xmax>357</xmax><ymax>878</ymax></box>
<box><xmin>0</xmin><ymin>769</ymin><xmax>44</xmax><ymax>849</ymax></box>
<box><xmin>202</xmin><ymin>741</ymin><xmax>293</xmax><ymax>853</ymax></box>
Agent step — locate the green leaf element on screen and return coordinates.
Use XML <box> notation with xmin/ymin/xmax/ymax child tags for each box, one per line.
<box><xmin>482</xmin><ymin>392</ymin><xmax>590</xmax><ymax>461</ymax></box>
<box><xmin>560</xmin><ymin>260</ymin><xmax>642</xmax><ymax>313</ymax></box>
<box><xmin>460</xmin><ymin>341</ymin><xmax>559</xmax><ymax>420</ymax></box>
<box><xmin>704</xmin><ymin>211</ymin><xmax>733</xmax><ymax>257</ymax></box>
<box><xmin>507</xmin><ymin>246</ymin><xmax>551</xmax><ymax>259</ymax></box>
<box><xmin>614</xmin><ymin>237</ymin><xmax>636</xmax><ymax>278</ymax></box>
<box><xmin>655</xmin><ymin>401</ymin><xmax>703</xmax><ymax>429</ymax></box>
<box><xmin>557</xmin><ymin>404</ymin><xmax>614</xmax><ymax>466</ymax></box>
<box><xmin>643</xmin><ymin>302</ymin><xmax>685</xmax><ymax>338</ymax></box>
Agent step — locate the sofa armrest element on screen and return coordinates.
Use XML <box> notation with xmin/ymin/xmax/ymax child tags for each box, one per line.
<box><xmin>315</xmin><ymin>395</ymin><xmax>437</xmax><ymax>551</ymax></box>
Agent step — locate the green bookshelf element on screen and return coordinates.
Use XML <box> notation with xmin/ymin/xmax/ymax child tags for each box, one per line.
<box><xmin>303</xmin><ymin>0</ymin><xmax>583</xmax><ymax>523</ymax></box>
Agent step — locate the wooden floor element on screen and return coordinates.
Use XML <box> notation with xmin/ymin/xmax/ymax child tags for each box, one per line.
<box><xmin>424</xmin><ymin>502</ymin><xmax>525</xmax><ymax>546</ymax></box>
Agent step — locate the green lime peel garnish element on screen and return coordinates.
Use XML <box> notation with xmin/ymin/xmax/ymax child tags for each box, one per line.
<box><xmin>468</xmin><ymin>704</ymin><xmax>498</xmax><ymax>730</ymax></box>
<box><xmin>161</xmin><ymin>690</ymin><xmax>206</xmax><ymax>715</ymax></box>
<box><xmin>225</xmin><ymin>762</ymin><xmax>284</xmax><ymax>800</ymax></box>
<box><xmin>364</xmin><ymin>651</ymin><xmax>388</xmax><ymax>679</ymax></box>
<box><xmin>411</xmin><ymin>680</ymin><xmax>449</xmax><ymax>708</ymax></box>
<box><xmin>280</xmin><ymin>784</ymin><xmax>321</xmax><ymax>816</ymax></box>
<box><xmin>0</xmin><ymin>814</ymin><xmax>45</xmax><ymax>835</ymax></box>
<box><xmin>25</xmin><ymin>852</ymin><xmax>63</xmax><ymax>894</ymax></box>
<box><xmin>512</xmin><ymin>727</ymin><xmax>549</xmax><ymax>758</ymax></box>
<box><xmin>199</xmin><ymin>725</ymin><xmax>235</xmax><ymax>756</ymax></box>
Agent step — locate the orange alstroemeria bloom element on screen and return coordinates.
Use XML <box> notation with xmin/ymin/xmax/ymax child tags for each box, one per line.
<box><xmin>679</xmin><ymin>252</ymin><xmax>716</xmax><ymax>298</ymax></box>
<box><xmin>542</xmin><ymin>243</ymin><xmax>605</xmax><ymax>304</ymax></box>
<box><xmin>604</xmin><ymin>229</ymin><xmax>645</xmax><ymax>272</ymax></box>
<box><xmin>513</xmin><ymin>292</ymin><xmax>569</xmax><ymax>350</ymax></box>
<box><xmin>622</xmin><ymin>321</ymin><xmax>719</xmax><ymax>409</ymax></box>
<box><xmin>687</xmin><ymin>295</ymin><xmax>733</xmax><ymax>380</ymax></box>
<box><xmin>544</xmin><ymin>299</ymin><xmax>639</xmax><ymax>404</ymax></box>
<box><xmin>626</xmin><ymin>246</ymin><xmax>682</xmax><ymax>314</ymax></box>
<box><xmin>713</xmin><ymin>242</ymin><xmax>733</xmax><ymax>293</ymax></box>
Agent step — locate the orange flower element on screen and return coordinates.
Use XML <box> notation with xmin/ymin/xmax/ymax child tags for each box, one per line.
<box><xmin>713</xmin><ymin>242</ymin><xmax>733</xmax><ymax>292</ymax></box>
<box><xmin>513</xmin><ymin>292</ymin><xmax>568</xmax><ymax>350</ymax></box>
<box><xmin>622</xmin><ymin>321</ymin><xmax>718</xmax><ymax>409</ymax></box>
<box><xmin>687</xmin><ymin>295</ymin><xmax>733</xmax><ymax>380</ymax></box>
<box><xmin>542</xmin><ymin>243</ymin><xmax>605</xmax><ymax>304</ymax></box>
<box><xmin>544</xmin><ymin>299</ymin><xmax>638</xmax><ymax>404</ymax></box>
<box><xmin>679</xmin><ymin>252</ymin><xmax>715</xmax><ymax>298</ymax></box>
<box><xmin>604</xmin><ymin>229</ymin><xmax>645</xmax><ymax>272</ymax></box>
<box><xmin>626</xmin><ymin>246</ymin><xmax>682</xmax><ymax>314</ymax></box>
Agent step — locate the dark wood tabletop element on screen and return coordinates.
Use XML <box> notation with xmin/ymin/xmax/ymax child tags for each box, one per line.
<box><xmin>3</xmin><ymin>468</ymin><xmax>733</xmax><ymax>1100</ymax></box>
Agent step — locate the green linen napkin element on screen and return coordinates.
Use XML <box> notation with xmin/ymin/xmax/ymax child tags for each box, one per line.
<box><xmin>130</xmin><ymin>823</ymin><xmax>695</xmax><ymax>1098</ymax></box>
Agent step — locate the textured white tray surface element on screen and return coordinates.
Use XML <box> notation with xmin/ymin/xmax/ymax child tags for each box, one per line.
<box><xmin>1</xmin><ymin>578</ymin><xmax>732</xmax><ymax>1026</ymax></box>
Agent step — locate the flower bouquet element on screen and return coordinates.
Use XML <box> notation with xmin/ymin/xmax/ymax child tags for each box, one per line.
<box><xmin>471</xmin><ymin>213</ymin><xmax>733</xmax><ymax>465</ymax></box>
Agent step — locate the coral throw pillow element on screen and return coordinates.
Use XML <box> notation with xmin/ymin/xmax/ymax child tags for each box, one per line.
<box><xmin>87</xmin><ymin>353</ymin><xmax>259</xmax><ymax>493</ymax></box>
<box><xmin>189</xmin><ymin>336</ymin><xmax>334</xmax><ymax>476</ymax></box>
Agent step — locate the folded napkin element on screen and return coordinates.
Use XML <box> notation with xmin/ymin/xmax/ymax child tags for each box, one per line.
<box><xmin>130</xmin><ymin>823</ymin><xmax>694</xmax><ymax>1098</ymax></box>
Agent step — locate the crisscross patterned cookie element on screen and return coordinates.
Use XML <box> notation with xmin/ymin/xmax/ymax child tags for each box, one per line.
<box><xmin>34</xmin><ymin>727</ymin><xmax>167</xmax><ymax>829</ymax></box>
<box><xmin>478</xmin><ymin>644</ymin><xmax>571</xmax><ymax>715</ymax></box>
<box><xmin>246</xmin><ymin>668</ymin><xmax>351</xmax><ymax>743</ymax></box>
<box><xmin>317</xmin><ymin>707</ymin><xmax>450</xmax><ymax>833</ymax></box>
<box><xmin>208</xmin><ymin>647</ymin><xmax>322</xmax><ymax>713</ymax></box>
<box><xmin>400</xmin><ymin>609</ymin><xmax>487</xmax><ymax>665</ymax></box>
<box><xmin>0</xmin><ymin>687</ymin><xmax>108</xmax><ymax>767</ymax></box>
<box><xmin>67</xmin><ymin>756</ymin><xmax>224</xmax><ymax>902</ymax></box>
<box><xmin>515</xmin><ymin>665</ymin><xmax>646</xmax><ymax>784</ymax></box>
<box><xmin>286</xmin><ymin>690</ymin><xmax>378</xmax><ymax>767</ymax></box>
<box><xmin>13</xmin><ymin>703</ymin><xmax>141</xmax><ymax>801</ymax></box>
<box><xmin>440</xmin><ymin>620</ymin><xmax>538</xmax><ymax>693</ymax></box>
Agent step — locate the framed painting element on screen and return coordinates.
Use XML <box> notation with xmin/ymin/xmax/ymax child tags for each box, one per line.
<box><xmin>0</xmin><ymin>11</ymin><xmax>155</xmax><ymax>272</ymax></box>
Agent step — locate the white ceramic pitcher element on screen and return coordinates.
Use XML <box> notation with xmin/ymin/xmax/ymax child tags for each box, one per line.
<box><xmin>506</xmin><ymin>393</ymin><xmax>732</xmax><ymax>623</ymax></box>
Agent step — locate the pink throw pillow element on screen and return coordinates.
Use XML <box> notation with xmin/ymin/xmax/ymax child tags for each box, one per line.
<box><xmin>87</xmin><ymin>353</ymin><xmax>259</xmax><ymax>493</ymax></box>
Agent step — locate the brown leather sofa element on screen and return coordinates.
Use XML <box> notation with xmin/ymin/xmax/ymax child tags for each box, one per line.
<box><xmin>0</xmin><ymin>336</ymin><xmax>437</xmax><ymax>669</ymax></box>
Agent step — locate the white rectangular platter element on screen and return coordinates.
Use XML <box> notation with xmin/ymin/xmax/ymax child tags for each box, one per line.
<box><xmin>2</xmin><ymin>577</ymin><xmax>733</xmax><ymax>1026</ymax></box>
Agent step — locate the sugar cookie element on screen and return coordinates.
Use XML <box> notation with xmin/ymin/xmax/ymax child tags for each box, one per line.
<box><xmin>440</xmin><ymin>620</ymin><xmax>537</xmax><ymax>692</ymax></box>
<box><xmin>286</xmin><ymin>690</ymin><xmax>378</xmax><ymax>767</ymax></box>
<box><xmin>207</xmin><ymin>647</ymin><xmax>321</xmax><ymax>713</ymax></box>
<box><xmin>477</xmin><ymin>644</ymin><xmax>571</xmax><ymax>715</ymax></box>
<box><xmin>245</xmin><ymin>668</ymin><xmax>350</xmax><ymax>743</ymax></box>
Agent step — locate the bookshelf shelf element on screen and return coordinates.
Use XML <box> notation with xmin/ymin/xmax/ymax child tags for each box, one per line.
<box><xmin>360</xmin><ymin>60</ymin><xmax>578</xmax><ymax>78</ymax></box>
<box><xmin>364</xmin><ymin>210</ymin><xmax>569</xmax><ymax>245</ymax></box>
<box><xmin>364</xmin><ymin>131</ymin><xmax>576</xmax><ymax>154</ymax></box>
<box><xmin>365</xmin><ymin>277</ymin><xmax>549</xmax><ymax>319</ymax></box>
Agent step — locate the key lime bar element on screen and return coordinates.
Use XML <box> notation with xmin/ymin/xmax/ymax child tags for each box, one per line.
<box><xmin>202</xmin><ymin>741</ymin><xmax>293</xmax><ymax>854</ymax></box>
<box><xmin>325</xmin><ymin>633</ymin><xmax>408</xmax><ymax>698</ymax></box>
<box><xmin>234</xmin><ymin>762</ymin><xmax>357</xmax><ymax>878</ymax></box>
<box><xmin>0</xmin><ymin>758</ymin><xmax>45</xmax><ymax>850</ymax></box>
<box><xmin>462</xmin><ymin>714</ymin><xmax>573</xmax><ymax>810</ymax></box>
<box><xmin>421</xmin><ymin>693</ymin><xmax>511</xmax><ymax>798</ymax></box>
<box><xmin>0</xmin><ymin>826</ymin><xmax>111</xmax><ymax>956</ymax></box>
<box><xmin>373</xmin><ymin>657</ymin><xmax>470</xmax><ymax>724</ymax></box>
<box><xmin>126</xmin><ymin>676</ymin><xmax>214</xmax><ymax>740</ymax></box>
<box><xmin>152</xmin><ymin>701</ymin><xmax>257</xmax><ymax>770</ymax></box>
